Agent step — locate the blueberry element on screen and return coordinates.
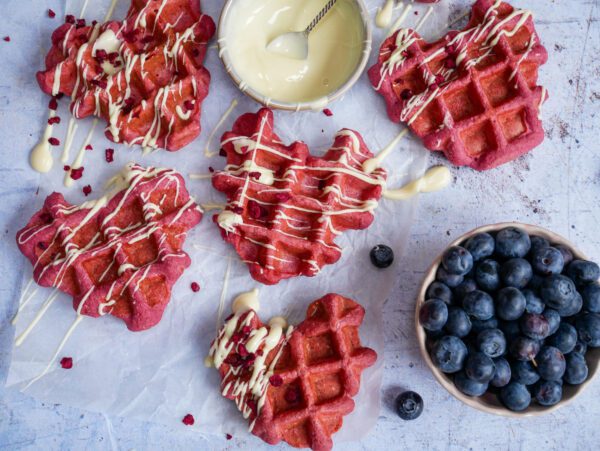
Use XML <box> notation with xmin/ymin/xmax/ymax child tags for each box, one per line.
<box><xmin>454</xmin><ymin>371</ymin><xmax>488</xmax><ymax>397</ymax></box>
<box><xmin>523</xmin><ymin>289</ymin><xmax>545</xmax><ymax>314</ymax></box>
<box><xmin>566</xmin><ymin>260</ymin><xmax>600</xmax><ymax>286</ymax></box>
<box><xmin>370</xmin><ymin>244</ymin><xmax>394</xmax><ymax>268</ymax></box>
<box><xmin>536</xmin><ymin>346</ymin><xmax>566</xmax><ymax>381</ymax></box>
<box><xmin>490</xmin><ymin>357</ymin><xmax>511</xmax><ymax>388</ymax></box>
<box><xmin>511</xmin><ymin>360</ymin><xmax>540</xmax><ymax>385</ymax></box>
<box><xmin>477</xmin><ymin>328</ymin><xmax>506</xmax><ymax>358</ymax></box>
<box><xmin>426</xmin><ymin>281</ymin><xmax>453</xmax><ymax>305</ymax></box>
<box><xmin>557</xmin><ymin>292</ymin><xmax>583</xmax><ymax>317</ymax></box>
<box><xmin>500</xmin><ymin>258</ymin><xmax>533</xmax><ymax>289</ymax></box>
<box><xmin>395</xmin><ymin>391</ymin><xmax>424</xmax><ymax>420</ymax></box>
<box><xmin>495</xmin><ymin>227</ymin><xmax>531</xmax><ymax>259</ymax></box>
<box><xmin>475</xmin><ymin>259</ymin><xmax>501</xmax><ymax>291</ymax></box>
<box><xmin>519</xmin><ymin>313</ymin><xmax>550</xmax><ymax>340</ymax></box>
<box><xmin>543</xmin><ymin>309</ymin><xmax>561</xmax><ymax>335</ymax></box>
<box><xmin>575</xmin><ymin>312</ymin><xmax>600</xmax><ymax>347</ymax></box>
<box><xmin>564</xmin><ymin>352</ymin><xmax>588</xmax><ymax>385</ymax></box>
<box><xmin>572</xmin><ymin>340</ymin><xmax>587</xmax><ymax>355</ymax></box>
<box><xmin>464</xmin><ymin>233</ymin><xmax>495</xmax><ymax>261</ymax></box>
<box><xmin>496</xmin><ymin>287</ymin><xmax>526</xmax><ymax>321</ymax></box>
<box><xmin>454</xmin><ymin>278</ymin><xmax>477</xmax><ymax>300</ymax></box>
<box><xmin>499</xmin><ymin>320</ymin><xmax>521</xmax><ymax>342</ymax></box>
<box><xmin>531</xmin><ymin>246</ymin><xmax>564</xmax><ymax>276</ymax></box>
<box><xmin>465</xmin><ymin>352</ymin><xmax>496</xmax><ymax>383</ymax></box>
<box><xmin>419</xmin><ymin>299</ymin><xmax>449</xmax><ymax>331</ymax></box>
<box><xmin>463</xmin><ymin>290</ymin><xmax>495</xmax><ymax>320</ymax></box>
<box><xmin>547</xmin><ymin>322</ymin><xmax>577</xmax><ymax>354</ymax></box>
<box><xmin>500</xmin><ymin>382</ymin><xmax>531</xmax><ymax>411</ymax></box>
<box><xmin>470</xmin><ymin>317</ymin><xmax>499</xmax><ymax>335</ymax></box>
<box><xmin>445</xmin><ymin>307</ymin><xmax>472</xmax><ymax>338</ymax></box>
<box><xmin>509</xmin><ymin>336</ymin><xmax>540</xmax><ymax>361</ymax></box>
<box><xmin>436</xmin><ymin>266</ymin><xmax>464</xmax><ymax>288</ymax></box>
<box><xmin>529</xmin><ymin>235</ymin><xmax>550</xmax><ymax>254</ymax></box>
<box><xmin>540</xmin><ymin>275</ymin><xmax>578</xmax><ymax>310</ymax></box>
<box><xmin>554</xmin><ymin>244</ymin><xmax>574</xmax><ymax>266</ymax></box>
<box><xmin>442</xmin><ymin>246</ymin><xmax>474</xmax><ymax>276</ymax></box>
<box><xmin>534</xmin><ymin>380</ymin><xmax>562</xmax><ymax>406</ymax></box>
<box><xmin>581</xmin><ymin>282</ymin><xmax>600</xmax><ymax>313</ymax></box>
<box><xmin>431</xmin><ymin>335</ymin><xmax>468</xmax><ymax>373</ymax></box>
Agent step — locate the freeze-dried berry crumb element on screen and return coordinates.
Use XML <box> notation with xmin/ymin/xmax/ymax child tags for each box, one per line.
<box><xmin>105</xmin><ymin>148</ymin><xmax>114</xmax><ymax>162</ymax></box>
<box><xmin>49</xmin><ymin>98</ymin><xmax>58</xmax><ymax>110</ymax></box>
<box><xmin>65</xmin><ymin>14</ymin><xmax>75</xmax><ymax>24</ymax></box>
<box><xmin>48</xmin><ymin>137</ymin><xmax>60</xmax><ymax>146</ymax></box>
<box><xmin>182</xmin><ymin>414</ymin><xmax>194</xmax><ymax>426</ymax></box>
<box><xmin>70</xmin><ymin>167</ymin><xmax>84</xmax><ymax>180</ymax></box>
<box><xmin>48</xmin><ymin>116</ymin><xmax>61</xmax><ymax>125</ymax></box>
<box><xmin>48</xmin><ymin>9</ymin><xmax>56</xmax><ymax>18</ymax></box>
<box><xmin>190</xmin><ymin>282</ymin><xmax>200</xmax><ymax>292</ymax></box>
<box><xmin>63</xmin><ymin>165</ymin><xmax>70</xmax><ymax>171</ymax></box>
<box><xmin>208</xmin><ymin>166</ymin><xmax>214</xmax><ymax>173</ymax></box>
<box><xmin>269</xmin><ymin>374</ymin><xmax>283</xmax><ymax>387</ymax></box>
<box><xmin>60</xmin><ymin>357</ymin><xmax>73</xmax><ymax>369</ymax></box>
<box><xmin>82</xmin><ymin>185</ymin><xmax>92</xmax><ymax>196</ymax></box>
<box><xmin>3</xmin><ymin>36</ymin><xmax>10</xmax><ymax>42</ymax></box>
<box><xmin>225</xmin><ymin>434</ymin><xmax>233</xmax><ymax>440</ymax></box>
<box><xmin>85</xmin><ymin>144</ymin><xmax>93</xmax><ymax>150</ymax></box>
<box><xmin>323</xmin><ymin>108</ymin><xmax>333</xmax><ymax>117</ymax></box>
<box><xmin>284</xmin><ymin>387</ymin><xmax>300</xmax><ymax>403</ymax></box>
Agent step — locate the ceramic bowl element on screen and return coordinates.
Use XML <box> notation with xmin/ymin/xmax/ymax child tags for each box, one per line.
<box><xmin>216</xmin><ymin>0</ymin><xmax>372</xmax><ymax>111</ymax></box>
<box><xmin>415</xmin><ymin>222</ymin><xmax>600</xmax><ymax>417</ymax></box>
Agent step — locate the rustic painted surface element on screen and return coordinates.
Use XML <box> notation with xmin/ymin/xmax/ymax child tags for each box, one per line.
<box><xmin>1</xmin><ymin>0</ymin><xmax>600</xmax><ymax>449</ymax></box>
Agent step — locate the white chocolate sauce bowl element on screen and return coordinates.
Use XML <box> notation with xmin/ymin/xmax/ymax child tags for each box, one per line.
<box><xmin>217</xmin><ymin>0</ymin><xmax>372</xmax><ymax>111</ymax></box>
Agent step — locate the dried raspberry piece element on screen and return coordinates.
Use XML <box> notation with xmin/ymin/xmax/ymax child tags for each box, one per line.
<box><xmin>76</xmin><ymin>19</ymin><xmax>86</xmax><ymax>29</ymax></box>
<box><xmin>225</xmin><ymin>434</ymin><xmax>233</xmax><ymax>440</ymax></box>
<box><xmin>224</xmin><ymin>354</ymin><xmax>241</xmax><ymax>366</ymax></box>
<box><xmin>3</xmin><ymin>36</ymin><xmax>10</xmax><ymax>42</ymax></box>
<box><xmin>284</xmin><ymin>386</ymin><xmax>300</xmax><ymax>404</ymax></box>
<box><xmin>85</xmin><ymin>144</ymin><xmax>93</xmax><ymax>151</ymax></box>
<box><xmin>269</xmin><ymin>374</ymin><xmax>283</xmax><ymax>387</ymax></box>
<box><xmin>105</xmin><ymin>148</ymin><xmax>114</xmax><ymax>163</ymax></box>
<box><xmin>95</xmin><ymin>49</ymin><xmax>108</xmax><ymax>62</ymax></box>
<box><xmin>182</xmin><ymin>414</ymin><xmax>195</xmax><ymax>426</ymax></box>
<box><xmin>70</xmin><ymin>167</ymin><xmax>84</xmax><ymax>180</ymax></box>
<box><xmin>60</xmin><ymin>357</ymin><xmax>73</xmax><ymax>369</ymax></box>
<box><xmin>208</xmin><ymin>166</ymin><xmax>214</xmax><ymax>173</ymax></box>
<box><xmin>444</xmin><ymin>57</ymin><xmax>456</xmax><ymax>69</ymax></box>
<box><xmin>65</xmin><ymin>14</ymin><xmax>75</xmax><ymax>24</ymax></box>
<box><xmin>82</xmin><ymin>185</ymin><xmax>92</xmax><ymax>196</ymax></box>
<box><xmin>48</xmin><ymin>137</ymin><xmax>60</xmax><ymax>146</ymax></box>
<box><xmin>63</xmin><ymin>165</ymin><xmax>70</xmax><ymax>171</ymax></box>
<box><xmin>190</xmin><ymin>282</ymin><xmax>200</xmax><ymax>292</ymax></box>
<box><xmin>48</xmin><ymin>116</ymin><xmax>61</xmax><ymax>125</ymax></box>
<box><xmin>140</xmin><ymin>35</ymin><xmax>153</xmax><ymax>44</ymax></box>
<box><xmin>241</xmin><ymin>326</ymin><xmax>251</xmax><ymax>335</ymax></box>
<box><xmin>322</xmin><ymin>108</ymin><xmax>333</xmax><ymax>117</ymax></box>
<box><xmin>48</xmin><ymin>98</ymin><xmax>58</xmax><ymax>110</ymax></box>
<box><xmin>238</xmin><ymin>343</ymin><xmax>249</xmax><ymax>358</ymax></box>
<box><xmin>184</xmin><ymin>100</ymin><xmax>195</xmax><ymax>111</ymax></box>
<box><xmin>48</xmin><ymin>9</ymin><xmax>56</xmax><ymax>18</ymax></box>
<box><xmin>231</xmin><ymin>332</ymin><xmax>243</xmax><ymax>344</ymax></box>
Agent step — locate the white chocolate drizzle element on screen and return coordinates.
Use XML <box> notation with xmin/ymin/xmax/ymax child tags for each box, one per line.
<box><xmin>383</xmin><ymin>165</ymin><xmax>451</xmax><ymax>200</ymax></box>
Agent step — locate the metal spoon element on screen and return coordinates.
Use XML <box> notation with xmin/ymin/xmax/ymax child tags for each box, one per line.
<box><xmin>266</xmin><ymin>0</ymin><xmax>338</xmax><ymax>60</ymax></box>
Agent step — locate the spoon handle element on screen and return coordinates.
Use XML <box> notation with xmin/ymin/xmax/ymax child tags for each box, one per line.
<box><xmin>305</xmin><ymin>0</ymin><xmax>338</xmax><ymax>35</ymax></box>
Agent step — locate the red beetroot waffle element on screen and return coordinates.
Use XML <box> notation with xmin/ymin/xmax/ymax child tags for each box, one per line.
<box><xmin>212</xmin><ymin>108</ymin><xmax>387</xmax><ymax>285</ymax></box>
<box><xmin>208</xmin><ymin>293</ymin><xmax>377</xmax><ymax>451</ymax></box>
<box><xmin>16</xmin><ymin>164</ymin><xmax>203</xmax><ymax>331</ymax></box>
<box><xmin>368</xmin><ymin>0</ymin><xmax>548</xmax><ymax>170</ymax></box>
<box><xmin>37</xmin><ymin>0</ymin><xmax>215</xmax><ymax>152</ymax></box>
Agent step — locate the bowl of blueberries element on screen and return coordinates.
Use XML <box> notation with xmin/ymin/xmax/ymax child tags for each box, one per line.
<box><xmin>416</xmin><ymin>223</ymin><xmax>600</xmax><ymax>416</ymax></box>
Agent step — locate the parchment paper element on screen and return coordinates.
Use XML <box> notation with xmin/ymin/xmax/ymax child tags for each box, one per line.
<box><xmin>6</xmin><ymin>0</ymin><xmax>449</xmax><ymax>443</ymax></box>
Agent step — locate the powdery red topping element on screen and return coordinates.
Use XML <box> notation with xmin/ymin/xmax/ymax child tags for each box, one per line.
<box><xmin>212</xmin><ymin>294</ymin><xmax>377</xmax><ymax>451</ymax></box>
<box><xmin>15</xmin><ymin>164</ymin><xmax>203</xmax><ymax>331</ymax></box>
<box><xmin>368</xmin><ymin>0</ymin><xmax>548</xmax><ymax>170</ymax></box>
<box><xmin>36</xmin><ymin>0</ymin><xmax>216</xmax><ymax>152</ymax></box>
<box><xmin>182</xmin><ymin>414</ymin><xmax>195</xmax><ymax>426</ymax></box>
<box><xmin>60</xmin><ymin>357</ymin><xmax>73</xmax><ymax>369</ymax></box>
<box><xmin>212</xmin><ymin>108</ymin><xmax>386</xmax><ymax>285</ymax></box>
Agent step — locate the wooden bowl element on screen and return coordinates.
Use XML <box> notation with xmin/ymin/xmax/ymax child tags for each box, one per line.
<box><xmin>415</xmin><ymin>222</ymin><xmax>600</xmax><ymax>417</ymax></box>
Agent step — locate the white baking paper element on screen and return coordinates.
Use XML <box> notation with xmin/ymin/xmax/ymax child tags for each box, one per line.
<box><xmin>6</xmin><ymin>0</ymin><xmax>449</xmax><ymax>444</ymax></box>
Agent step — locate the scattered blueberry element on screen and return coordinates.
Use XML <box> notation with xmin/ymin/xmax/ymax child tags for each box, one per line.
<box><xmin>464</xmin><ymin>233</ymin><xmax>495</xmax><ymax>261</ymax></box>
<box><xmin>475</xmin><ymin>259</ymin><xmax>501</xmax><ymax>291</ymax></box>
<box><xmin>465</xmin><ymin>352</ymin><xmax>496</xmax><ymax>383</ymax></box>
<box><xmin>395</xmin><ymin>391</ymin><xmax>424</xmax><ymax>420</ymax></box>
<box><xmin>445</xmin><ymin>307</ymin><xmax>472</xmax><ymax>338</ymax></box>
<box><xmin>496</xmin><ymin>287</ymin><xmax>527</xmax><ymax>321</ymax></box>
<box><xmin>543</xmin><ymin>309</ymin><xmax>561</xmax><ymax>335</ymax></box>
<box><xmin>500</xmin><ymin>382</ymin><xmax>531</xmax><ymax>411</ymax></box>
<box><xmin>523</xmin><ymin>289</ymin><xmax>545</xmax><ymax>314</ymax></box>
<box><xmin>556</xmin><ymin>292</ymin><xmax>583</xmax><ymax>317</ymax></box>
<box><xmin>531</xmin><ymin>246</ymin><xmax>564</xmax><ymax>275</ymax></box>
<box><xmin>370</xmin><ymin>244</ymin><xmax>394</xmax><ymax>268</ymax></box>
<box><xmin>495</xmin><ymin>227</ymin><xmax>531</xmax><ymax>259</ymax></box>
<box><xmin>454</xmin><ymin>371</ymin><xmax>488</xmax><ymax>396</ymax></box>
<box><xmin>554</xmin><ymin>244</ymin><xmax>574</xmax><ymax>266</ymax></box>
<box><xmin>436</xmin><ymin>266</ymin><xmax>464</xmax><ymax>288</ymax></box>
<box><xmin>463</xmin><ymin>290</ymin><xmax>495</xmax><ymax>320</ymax></box>
<box><xmin>490</xmin><ymin>357</ymin><xmax>511</xmax><ymax>388</ymax></box>
<box><xmin>536</xmin><ymin>346</ymin><xmax>566</xmax><ymax>381</ymax></box>
<box><xmin>442</xmin><ymin>246</ymin><xmax>474</xmax><ymax>276</ymax></box>
<box><xmin>534</xmin><ymin>380</ymin><xmax>562</xmax><ymax>406</ymax></box>
<box><xmin>575</xmin><ymin>312</ymin><xmax>600</xmax><ymax>347</ymax></box>
<box><xmin>426</xmin><ymin>281</ymin><xmax>453</xmax><ymax>305</ymax></box>
<box><xmin>470</xmin><ymin>317</ymin><xmax>498</xmax><ymax>335</ymax></box>
<box><xmin>581</xmin><ymin>282</ymin><xmax>600</xmax><ymax>313</ymax></box>
<box><xmin>529</xmin><ymin>235</ymin><xmax>550</xmax><ymax>254</ymax></box>
<box><xmin>564</xmin><ymin>352</ymin><xmax>588</xmax><ymax>385</ymax></box>
<box><xmin>519</xmin><ymin>313</ymin><xmax>550</xmax><ymax>340</ymax></box>
<box><xmin>509</xmin><ymin>336</ymin><xmax>540</xmax><ymax>361</ymax></box>
<box><xmin>540</xmin><ymin>275</ymin><xmax>578</xmax><ymax>310</ymax></box>
<box><xmin>547</xmin><ymin>322</ymin><xmax>577</xmax><ymax>354</ymax></box>
<box><xmin>511</xmin><ymin>360</ymin><xmax>540</xmax><ymax>385</ymax></box>
<box><xmin>500</xmin><ymin>258</ymin><xmax>533</xmax><ymax>289</ymax></box>
<box><xmin>566</xmin><ymin>260</ymin><xmax>600</xmax><ymax>286</ymax></box>
<box><xmin>431</xmin><ymin>336</ymin><xmax>468</xmax><ymax>373</ymax></box>
<box><xmin>454</xmin><ymin>278</ymin><xmax>477</xmax><ymax>300</ymax></box>
<box><xmin>477</xmin><ymin>328</ymin><xmax>506</xmax><ymax>358</ymax></box>
<box><xmin>419</xmin><ymin>299</ymin><xmax>448</xmax><ymax>331</ymax></box>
